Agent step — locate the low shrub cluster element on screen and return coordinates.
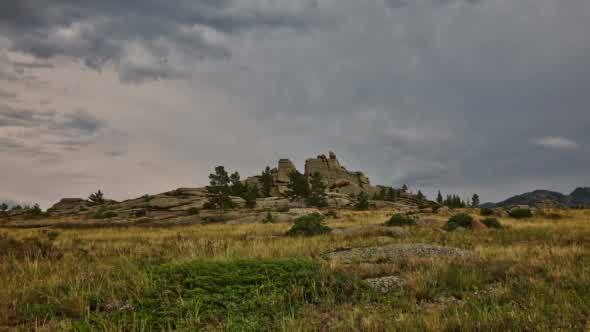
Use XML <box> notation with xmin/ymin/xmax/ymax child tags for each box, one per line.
<box><xmin>385</xmin><ymin>213</ymin><xmax>417</xmax><ymax>227</ymax></box>
<box><xmin>0</xmin><ymin>232</ymin><xmax>62</xmax><ymax>260</ymax></box>
<box><xmin>444</xmin><ymin>213</ymin><xmax>474</xmax><ymax>231</ymax></box>
<box><xmin>509</xmin><ymin>208</ymin><xmax>533</xmax><ymax>219</ymax></box>
<box><xmin>480</xmin><ymin>207</ymin><xmax>494</xmax><ymax>216</ymax></box>
<box><xmin>481</xmin><ymin>217</ymin><xmax>503</xmax><ymax>229</ymax></box>
<box><xmin>92</xmin><ymin>209</ymin><xmax>118</xmax><ymax>219</ymax></box>
<box><xmin>286</xmin><ymin>213</ymin><xmax>331</xmax><ymax>236</ymax></box>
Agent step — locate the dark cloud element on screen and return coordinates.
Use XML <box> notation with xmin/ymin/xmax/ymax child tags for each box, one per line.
<box><xmin>0</xmin><ymin>104</ymin><xmax>55</xmax><ymax>127</ymax></box>
<box><xmin>0</xmin><ymin>0</ymin><xmax>323</xmax><ymax>82</ymax></box>
<box><xmin>60</xmin><ymin>109</ymin><xmax>106</xmax><ymax>135</ymax></box>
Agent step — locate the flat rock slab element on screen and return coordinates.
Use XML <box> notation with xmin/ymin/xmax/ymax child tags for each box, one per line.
<box><xmin>322</xmin><ymin>244</ymin><xmax>473</xmax><ymax>264</ymax></box>
<box><xmin>363</xmin><ymin>276</ymin><xmax>406</xmax><ymax>293</ymax></box>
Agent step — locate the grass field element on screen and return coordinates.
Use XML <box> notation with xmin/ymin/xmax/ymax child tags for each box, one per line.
<box><xmin>1</xmin><ymin>209</ymin><xmax>590</xmax><ymax>331</ymax></box>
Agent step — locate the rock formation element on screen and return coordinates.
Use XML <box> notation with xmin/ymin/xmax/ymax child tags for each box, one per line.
<box><xmin>304</xmin><ymin>151</ymin><xmax>375</xmax><ymax>196</ymax></box>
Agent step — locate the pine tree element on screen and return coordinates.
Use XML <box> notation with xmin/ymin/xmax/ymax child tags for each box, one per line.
<box><xmin>229</xmin><ymin>171</ymin><xmax>245</xmax><ymax>196</ymax></box>
<box><xmin>0</xmin><ymin>203</ymin><xmax>7</xmax><ymax>213</ymax></box>
<box><xmin>243</xmin><ymin>183</ymin><xmax>259</xmax><ymax>208</ymax></box>
<box><xmin>306</xmin><ymin>172</ymin><xmax>328</xmax><ymax>207</ymax></box>
<box><xmin>205</xmin><ymin>166</ymin><xmax>234</xmax><ymax>210</ymax></box>
<box><xmin>88</xmin><ymin>190</ymin><xmax>105</xmax><ymax>205</ymax></box>
<box><xmin>355</xmin><ymin>192</ymin><xmax>370</xmax><ymax>210</ymax></box>
<box><xmin>401</xmin><ymin>184</ymin><xmax>408</xmax><ymax>193</ymax></box>
<box><xmin>471</xmin><ymin>194</ymin><xmax>480</xmax><ymax>208</ymax></box>
<box><xmin>386</xmin><ymin>188</ymin><xmax>397</xmax><ymax>201</ymax></box>
<box><xmin>285</xmin><ymin>171</ymin><xmax>309</xmax><ymax>201</ymax></box>
<box><xmin>260</xmin><ymin>166</ymin><xmax>274</xmax><ymax>197</ymax></box>
<box><xmin>417</xmin><ymin>190</ymin><xmax>425</xmax><ymax>200</ymax></box>
<box><xmin>436</xmin><ymin>191</ymin><xmax>443</xmax><ymax>204</ymax></box>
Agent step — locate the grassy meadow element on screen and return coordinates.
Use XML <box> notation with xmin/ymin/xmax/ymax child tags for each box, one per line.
<box><xmin>1</xmin><ymin>209</ymin><xmax>590</xmax><ymax>331</ymax></box>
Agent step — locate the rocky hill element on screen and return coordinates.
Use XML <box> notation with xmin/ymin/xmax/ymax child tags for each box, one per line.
<box><xmin>493</xmin><ymin>188</ymin><xmax>590</xmax><ymax>208</ymax></box>
<box><xmin>1</xmin><ymin>151</ymin><xmax>433</xmax><ymax>226</ymax></box>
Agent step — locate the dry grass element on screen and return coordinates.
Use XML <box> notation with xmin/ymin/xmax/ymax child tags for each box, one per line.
<box><xmin>1</xmin><ymin>209</ymin><xmax>590</xmax><ymax>331</ymax></box>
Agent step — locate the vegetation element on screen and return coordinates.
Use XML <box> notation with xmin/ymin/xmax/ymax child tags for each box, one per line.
<box><xmin>243</xmin><ymin>184</ymin><xmax>259</xmax><ymax>208</ymax></box>
<box><xmin>285</xmin><ymin>170</ymin><xmax>309</xmax><ymax>201</ymax></box>
<box><xmin>444</xmin><ymin>213</ymin><xmax>474</xmax><ymax>231</ymax></box>
<box><xmin>385</xmin><ymin>213</ymin><xmax>417</xmax><ymax>227</ymax></box>
<box><xmin>372</xmin><ymin>187</ymin><xmax>399</xmax><ymax>202</ymax></box>
<box><xmin>259</xmin><ymin>166</ymin><xmax>274</xmax><ymax>198</ymax></box>
<box><xmin>480</xmin><ymin>207</ymin><xmax>494</xmax><ymax>216</ymax></box>
<box><xmin>286</xmin><ymin>213</ymin><xmax>331</xmax><ymax>236</ymax></box>
<box><xmin>354</xmin><ymin>192</ymin><xmax>370</xmax><ymax>210</ymax></box>
<box><xmin>442</xmin><ymin>194</ymin><xmax>468</xmax><ymax>208</ymax></box>
<box><xmin>416</xmin><ymin>190</ymin><xmax>425</xmax><ymax>200</ymax></box>
<box><xmin>92</xmin><ymin>209</ymin><xmax>118</xmax><ymax>219</ymax></box>
<box><xmin>205</xmin><ymin>166</ymin><xmax>235</xmax><ymax>210</ymax></box>
<box><xmin>2</xmin><ymin>209</ymin><xmax>590</xmax><ymax>330</ymax></box>
<box><xmin>306</xmin><ymin>172</ymin><xmax>328</xmax><ymax>207</ymax></box>
<box><xmin>481</xmin><ymin>217</ymin><xmax>503</xmax><ymax>229</ymax></box>
<box><xmin>436</xmin><ymin>191</ymin><xmax>443</xmax><ymax>205</ymax></box>
<box><xmin>187</xmin><ymin>207</ymin><xmax>200</xmax><ymax>216</ymax></box>
<box><xmin>262</xmin><ymin>211</ymin><xmax>274</xmax><ymax>224</ymax></box>
<box><xmin>509</xmin><ymin>208</ymin><xmax>533</xmax><ymax>219</ymax></box>
<box><xmin>471</xmin><ymin>193</ymin><xmax>480</xmax><ymax>208</ymax></box>
<box><xmin>88</xmin><ymin>190</ymin><xmax>105</xmax><ymax>205</ymax></box>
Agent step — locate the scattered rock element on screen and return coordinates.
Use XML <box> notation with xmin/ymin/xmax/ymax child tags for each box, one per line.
<box><xmin>363</xmin><ymin>276</ymin><xmax>405</xmax><ymax>293</ymax></box>
<box><xmin>437</xmin><ymin>206</ymin><xmax>451</xmax><ymax>215</ymax></box>
<box><xmin>322</xmin><ymin>244</ymin><xmax>473</xmax><ymax>264</ymax></box>
<box><xmin>470</xmin><ymin>219</ymin><xmax>488</xmax><ymax>231</ymax></box>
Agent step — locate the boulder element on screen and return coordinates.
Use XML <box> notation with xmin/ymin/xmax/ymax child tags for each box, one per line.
<box><xmin>470</xmin><ymin>219</ymin><xmax>488</xmax><ymax>231</ymax></box>
<box><xmin>47</xmin><ymin>198</ymin><xmax>89</xmax><ymax>215</ymax></box>
<box><xmin>255</xmin><ymin>197</ymin><xmax>290</xmax><ymax>210</ymax></box>
<box><xmin>437</xmin><ymin>206</ymin><xmax>451</xmax><ymax>215</ymax></box>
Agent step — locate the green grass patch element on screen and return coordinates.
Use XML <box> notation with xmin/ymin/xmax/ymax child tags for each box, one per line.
<box><xmin>76</xmin><ymin>259</ymin><xmax>369</xmax><ymax>331</ymax></box>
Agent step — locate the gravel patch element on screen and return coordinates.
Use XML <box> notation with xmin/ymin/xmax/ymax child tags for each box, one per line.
<box><xmin>322</xmin><ymin>244</ymin><xmax>473</xmax><ymax>264</ymax></box>
<box><xmin>363</xmin><ymin>276</ymin><xmax>406</xmax><ymax>293</ymax></box>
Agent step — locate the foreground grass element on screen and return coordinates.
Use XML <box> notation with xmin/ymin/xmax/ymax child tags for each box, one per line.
<box><xmin>1</xmin><ymin>209</ymin><xmax>590</xmax><ymax>330</ymax></box>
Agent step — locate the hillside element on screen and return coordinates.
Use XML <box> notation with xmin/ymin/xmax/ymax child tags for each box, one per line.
<box><xmin>494</xmin><ymin>187</ymin><xmax>590</xmax><ymax>208</ymax></box>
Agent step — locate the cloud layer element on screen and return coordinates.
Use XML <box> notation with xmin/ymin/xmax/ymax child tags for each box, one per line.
<box><xmin>1</xmin><ymin>0</ymin><xmax>589</xmax><ymax>207</ymax></box>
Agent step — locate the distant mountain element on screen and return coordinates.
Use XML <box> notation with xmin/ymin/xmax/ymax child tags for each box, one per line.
<box><xmin>494</xmin><ymin>188</ymin><xmax>590</xmax><ymax>208</ymax></box>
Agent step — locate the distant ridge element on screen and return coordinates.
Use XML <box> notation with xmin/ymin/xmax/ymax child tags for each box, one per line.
<box><xmin>491</xmin><ymin>187</ymin><xmax>590</xmax><ymax>208</ymax></box>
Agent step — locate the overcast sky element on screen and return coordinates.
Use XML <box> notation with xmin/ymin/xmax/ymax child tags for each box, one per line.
<box><xmin>1</xmin><ymin>0</ymin><xmax>589</xmax><ymax>207</ymax></box>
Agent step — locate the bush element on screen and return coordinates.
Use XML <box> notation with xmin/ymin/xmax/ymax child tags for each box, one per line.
<box><xmin>202</xmin><ymin>202</ymin><xmax>215</xmax><ymax>210</ymax></box>
<box><xmin>481</xmin><ymin>217</ymin><xmax>503</xmax><ymax>229</ymax></box>
<box><xmin>93</xmin><ymin>209</ymin><xmax>117</xmax><ymax>219</ymax></box>
<box><xmin>385</xmin><ymin>213</ymin><xmax>417</xmax><ymax>227</ymax></box>
<box><xmin>286</xmin><ymin>213</ymin><xmax>331</xmax><ymax>236</ymax></box>
<box><xmin>134</xmin><ymin>209</ymin><xmax>148</xmax><ymax>217</ymax></box>
<box><xmin>263</xmin><ymin>211</ymin><xmax>274</xmax><ymax>224</ymax></box>
<box><xmin>187</xmin><ymin>207</ymin><xmax>200</xmax><ymax>216</ymax></box>
<box><xmin>354</xmin><ymin>192</ymin><xmax>370</xmax><ymax>211</ymax></box>
<box><xmin>324</xmin><ymin>210</ymin><xmax>339</xmax><ymax>219</ymax></box>
<box><xmin>480</xmin><ymin>208</ymin><xmax>494</xmax><ymax>216</ymax></box>
<box><xmin>444</xmin><ymin>213</ymin><xmax>474</xmax><ymax>231</ymax></box>
<box><xmin>509</xmin><ymin>208</ymin><xmax>533</xmax><ymax>219</ymax></box>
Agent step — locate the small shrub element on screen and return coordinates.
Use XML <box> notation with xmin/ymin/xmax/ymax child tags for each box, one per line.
<box><xmin>354</xmin><ymin>192</ymin><xmax>370</xmax><ymax>210</ymax></box>
<box><xmin>545</xmin><ymin>213</ymin><xmax>563</xmax><ymax>220</ymax></box>
<box><xmin>276</xmin><ymin>206</ymin><xmax>290</xmax><ymax>213</ymax></box>
<box><xmin>509</xmin><ymin>208</ymin><xmax>533</xmax><ymax>219</ymax></box>
<box><xmin>324</xmin><ymin>210</ymin><xmax>339</xmax><ymax>219</ymax></box>
<box><xmin>481</xmin><ymin>217</ymin><xmax>503</xmax><ymax>229</ymax></box>
<box><xmin>286</xmin><ymin>213</ymin><xmax>331</xmax><ymax>236</ymax></box>
<box><xmin>202</xmin><ymin>202</ymin><xmax>215</xmax><ymax>210</ymax></box>
<box><xmin>93</xmin><ymin>209</ymin><xmax>118</xmax><ymax>219</ymax></box>
<box><xmin>480</xmin><ymin>208</ymin><xmax>494</xmax><ymax>216</ymax></box>
<box><xmin>134</xmin><ymin>209</ymin><xmax>148</xmax><ymax>217</ymax></box>
<box><xmin>263</xmin><ymin>211</ymin><xmax>274</xmax><ymax>224</ymax></box>
<box><xmin>385</xmin><ymin>213</ymin><xmax>417</xmax><ymax>227</ymax></box>
<box><xmin>186</xmin><ymin>207</ymin><xmax>200</xmax><ymax>216</ymax></box>
<box><xmin>444</xmin><ymin>213</ymin><xmax>474</xmax><ymax>231</ymax></box>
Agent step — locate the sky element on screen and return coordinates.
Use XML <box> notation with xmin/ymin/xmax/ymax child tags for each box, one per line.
<box><xmin>1</xmin><ymin>0</ymin><xmax>589</xmax><ymax>208</ymax></box>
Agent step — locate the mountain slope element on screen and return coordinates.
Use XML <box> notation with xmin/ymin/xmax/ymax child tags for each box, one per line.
<box><xmin>495</xmin><ymin>188</ymin><xmax>590</xmax><ymax>208</ymax></box>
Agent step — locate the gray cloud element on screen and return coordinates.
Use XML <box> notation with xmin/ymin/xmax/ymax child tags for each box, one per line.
<box><xmin>0</xmin><ymin>0</ymin><xmax>324</xmax><ymax>82</ymax></box>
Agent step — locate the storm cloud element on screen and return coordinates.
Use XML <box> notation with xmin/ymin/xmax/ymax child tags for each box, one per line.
<box><xmin>1</xmin><ymin>0</ymin><xmax>589</xmax><ymax>207</ymax></box>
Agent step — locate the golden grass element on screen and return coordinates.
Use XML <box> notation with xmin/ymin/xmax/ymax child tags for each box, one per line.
<box><xmin>1</xmin><ymin>209</ymin><xmax>590</xmax><ymax>330</ymax></box>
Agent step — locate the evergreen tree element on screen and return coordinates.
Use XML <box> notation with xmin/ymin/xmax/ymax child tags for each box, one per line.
<box><xmin>260</xmin><ymin>166</ymin><xmax>274</xmax><ymax>197</ymax></box>
<box><xmin>285</xmin><ymin>170</ymin><xmax>309</xmax><ymax>201</ymax></box>
<box><xmin>0</xmin><ymin>203</ymin><xmax>7</xmax><ymax>213</ymax></box>
<box><xmin>417</xmin><ymin>190</ymin><xmax>425</xmax><ymax>200</ymax></box>
<box><xmin>401</xmin><ymin>184</ymin><xmax>408</xmax><ymax>193</ymax></box>
<box><xmin>88</xmin><ymin>190</ymin><xmax>105</xmax><ymax>205</ymax></box>
<box><xmin>386</xmin><ymin>188</ymin><xmax>397</xmax><ymax>201</ymax></box>
<box><xmin>306</xmin><ymin>172</ymin><xmax>328</xmax><ymax>207</ymax></box>
<box><xmin>355</xmin><ymin>192</ymin><xmax>370</xmax><ymax>210</ymax></box>
<box><xmin>205</xmin><ymin>166</ymin><xmax>234</xmax><ymax>210</ymax></box>
<box><xmin>229</xmin><ymin>171</ymin><xmax>245</xmax><ymax>196</ymax></box>
<box><xmin>436</xmin><ymin>191</ymin><xmax>443</xmax><ymax>204</ymax></box>
<box><xmin>243</xmin><ymin>183</ymin><xmax>259</xmax><ymax>208</ymax></box>
<box><xmin>471</xmin><ymin>194</ymin><xmax>480</xmax><ymax>208</ymax></box>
